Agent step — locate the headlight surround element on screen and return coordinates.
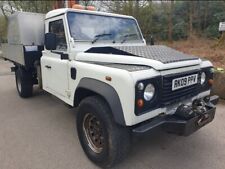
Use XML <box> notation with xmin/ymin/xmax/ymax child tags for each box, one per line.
<box><xmin>201</xmin><ymin>72</ymin><xmax>206</xmax><ymax>85</ymax></box>
<box><xmin>135</xmin><ymin>76</ymin><xmax>161</xmax><ymax>116</ymax></box>
<box><xmin>144</xmin><ymin>83</ymin><xmax>155</xmax><ymax>101</ymax></box>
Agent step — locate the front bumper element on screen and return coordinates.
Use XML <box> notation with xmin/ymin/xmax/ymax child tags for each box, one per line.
<box><xmin>132</xmin><ymin>95</ymin><xmax>219</xmax><ymax>136</ymax></box>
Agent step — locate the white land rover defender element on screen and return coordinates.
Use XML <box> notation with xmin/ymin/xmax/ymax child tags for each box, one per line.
<box><xmin>1</xmin><ymin>8</ymin><xmax>219</xmax><ymax>168</ymax></box>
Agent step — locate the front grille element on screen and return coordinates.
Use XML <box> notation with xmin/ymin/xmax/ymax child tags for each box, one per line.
<box><xmin>162</xmin><ymin>70</ymin><xmax>201</xmax><ymax>105</ymax></box>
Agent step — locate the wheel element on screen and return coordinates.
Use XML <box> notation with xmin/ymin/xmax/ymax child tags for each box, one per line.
<box><xmin>15</xmin><ymin>66</ymin><xmax>33</xmax><ymax>98</ymax></box>
<box><xmin>76</xmin><ymin>96</ymin><xmax>130</xmax><ymax>168</ymax></box>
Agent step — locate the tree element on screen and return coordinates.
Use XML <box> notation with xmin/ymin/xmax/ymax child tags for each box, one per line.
<box><xmin>168</xmin><ymin>0</ymin><xmax>174</xmax><ymax>42</ymax></box>
<box><xmin>101</xmin><ymin>0</ymin><xmax>155</xmax><ymax>42</ymax></box>
<box><xmin>1</xmin><ymin>0</ymin><xmax>225</xmax><ymax>42</ymax></box>
<box><xmin>188</xmin><ymin>1</ymin><xmax>194</xmax><ymax>38</ymax></box>
<box><xmin>12</xmin><ymin>0</ymin><xmax>55</xmax><ymax>13</ymax></box>
<box><xmin>0</xmin><ymin>1</ymin><xmax>14</xmax><ymax>18</ymax></box>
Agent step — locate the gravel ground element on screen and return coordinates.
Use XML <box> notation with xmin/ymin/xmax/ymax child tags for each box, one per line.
<box><xmin>0</xmin><ymin>60</ymin><xmax>225</xmax><ymax>169</ymax></box>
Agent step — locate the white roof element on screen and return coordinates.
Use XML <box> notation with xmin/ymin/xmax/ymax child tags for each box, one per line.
<box><xmin>45</xmin><ymin>8</ymin><xmax>134</xmax><ymax>20</ymax></box>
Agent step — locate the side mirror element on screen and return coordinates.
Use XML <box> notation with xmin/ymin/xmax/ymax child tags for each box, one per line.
<box><xmin>45</xmin><ymin>33</ymin><xmax>56</xmax><ymax>50</ymax></box>
<box><xmin>150</xmin><ymin>35</ymin><xmax>154</xmax><ymax>46</ymax></box>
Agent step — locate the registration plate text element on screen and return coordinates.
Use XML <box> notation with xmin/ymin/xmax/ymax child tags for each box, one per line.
<box><xmin>172</xmin><ymin>74</ymin><xmax>198</xmax><ymax>91</ymax></box>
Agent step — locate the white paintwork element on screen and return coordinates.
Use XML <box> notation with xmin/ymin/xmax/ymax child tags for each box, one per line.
<box><xmin>45</xmin><ymin>8</ymin><xmax>135</xmax><ymax>20</ymax></box>
<box><xmin>1</xmin><ymin>44</ymin><xmax>25</xmax><ymax>65</ymax></box>
<box><xmin>75</xmin><ymin>52</ymin><xmax>202</xmax><ymax>71</ymax></box>
<box><xmin>3</xmin><ymin>8</ymin><xmax>212</xmax><ymax>126</ymax></box>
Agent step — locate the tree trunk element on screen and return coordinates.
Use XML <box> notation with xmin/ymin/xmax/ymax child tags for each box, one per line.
<box><xmin>196</xmin><ymin>0</ymin><xmax>201</xmax><ymax>35</ymax></box>
<box><xmin>0</xmin><ymin>6</ymin><xmax>7</xmax><ymax>19</ymax></box>
<box><xmin>168</xmin><ymin>0</ymin><xmax>174</xmax><ymax>43</ymax></box>
<box><xmin>135</xmin><ymin>0</ymin><xmax>139</xmax><ymax>19</ymax></box>
<box><xmin>189</xmin><ymin>1</ymin><xmax>194</xmax><ymax>38</ymax></box>
<box><xmin>203</xmin><ymin>1</ymin><xmax>208</xmax><ymax>31</ymax></box>
<box><xmin>8</xmin><ymin>2</ymin><xmax>14</xmax><ymax>14</ymax></box>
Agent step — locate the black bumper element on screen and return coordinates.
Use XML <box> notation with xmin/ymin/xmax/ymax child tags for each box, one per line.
<box><xmin>132</xmin><ymin>95</ymin><xmax>219</xmax><ymax>136</ymax></box>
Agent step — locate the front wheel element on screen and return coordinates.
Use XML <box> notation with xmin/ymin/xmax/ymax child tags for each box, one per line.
<box><xmin>76</xmin><ymin>96</ymin><xmax>130</xmax><ymax>168</ymax></box>
<box><xmin>15</xmin><ymin>66</ymin><xmax>33</xmax><ymax>98</ymax></box>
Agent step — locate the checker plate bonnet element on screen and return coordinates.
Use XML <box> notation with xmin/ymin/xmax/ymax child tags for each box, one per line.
<box><xmin>85</xmin><ymin>45</ymin><xmax>199</xmax><ymax>64</ymax></box>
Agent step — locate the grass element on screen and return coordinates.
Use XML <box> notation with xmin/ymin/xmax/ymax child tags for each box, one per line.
<box><xmin>160</xmin><ymin>38</ymin><xmax>225</xmax><ymax>69</ymax></box>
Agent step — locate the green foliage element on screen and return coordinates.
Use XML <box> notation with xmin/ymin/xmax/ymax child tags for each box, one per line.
<box><xmin>0</xmin><ymin>0</ymin><xmax>224</xmax><ymax>43</ymax></box>
<box><xmin>0</xmin><ymin>0</ymin><xmax>55</xmax><ymax>40</ymax></box>
<box><xmin>12</xmin><ymin>0</ymin><xmax>55</xmax><ymax>13</ymax></box>
<box><xmin>173</xmin><ymin>20</ymin><xmax>188</xmax><ymax>40</ymax></box>
<box><xmin>102</xmin><ymin>1</ymin><xmax>225</xmax><ymax>42</ymax></box>
<box><xmin>0</xmin><ymin>0</ymin><xmax>55</xmax><ymax>15</ymax></box>
<box><xmin>205</xmin><ymin>25</ymin><xmax>220</xmax><ymax>38</ymax></box>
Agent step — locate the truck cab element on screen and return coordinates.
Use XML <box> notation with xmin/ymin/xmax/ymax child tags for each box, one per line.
<box><xmin>42</xmin><ymin>8</ymin><xmax>145</xmax><ymax>106</ymax></box>
<box><xmin>1</xmin><ymin>8</ymin><xmax>219</xmax><ymax>168</ymax></box>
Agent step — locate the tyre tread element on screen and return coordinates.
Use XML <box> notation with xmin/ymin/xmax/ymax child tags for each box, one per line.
<box><xmin>77</xmin><ymin>96</ymin><xmax>130</xmax><ymax>168</ymax></box>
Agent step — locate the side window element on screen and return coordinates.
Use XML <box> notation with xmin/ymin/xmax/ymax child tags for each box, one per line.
<box><xmin>49</xmin><ymin>19</ymin><xmax>67</xmax><ymax>51</ymax></box>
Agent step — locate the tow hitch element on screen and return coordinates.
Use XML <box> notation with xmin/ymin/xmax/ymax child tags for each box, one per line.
<box><xmin>197</xmin><ymin>114</ymin><xmax>210</xmax><ymax>127</ymax></box>
<box><xmin>175</xmin><ymin>96</ymin><xmax>217</xmax><ymax>127</ymax></box>
<box><xmin>175</xmin><ymin>96</ymin><xmax>218</xmax><ymax>127</ymax></box>
<box><xmin>194</xmin><ymin>98</ymin><xmax>216</xmax><ymax>127</ymax></box>
<box><xmin>132</xmin><ymin>95</ymin><xmax>219</xmax><ymax>136</ymax></box>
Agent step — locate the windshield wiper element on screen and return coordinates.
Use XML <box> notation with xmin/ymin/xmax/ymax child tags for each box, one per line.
<box><xmin>92</xmin><ymin>33</ymin><xmax>112</xmax><ymax>44</ymax></box>
<box><xmin>121</xmin><ymin>33</ymin><xmax>137</xmax><ymax>44</ymax></box>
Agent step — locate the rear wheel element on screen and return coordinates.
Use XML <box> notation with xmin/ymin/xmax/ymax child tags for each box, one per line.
<box><xmin>15</xmin><ymin>66</ymin><xmax>33</xmax><ymax>98</ymax></box>
<box><xmin>76</xmin><ymin>96</ymin><xmax>130</xmax><ymax>168</ymax></box>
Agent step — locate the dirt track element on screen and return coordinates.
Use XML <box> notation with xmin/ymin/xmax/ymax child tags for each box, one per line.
<box><xmin>0</xmin><ymin>60</ymin><xmax>225</xmax><ymax>169</ymax></box>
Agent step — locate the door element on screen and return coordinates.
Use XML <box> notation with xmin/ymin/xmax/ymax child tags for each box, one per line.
<box><xmin>41</xmin><ymin>18</ymin><xmax>69</xmax><ymax>98</ymax></box>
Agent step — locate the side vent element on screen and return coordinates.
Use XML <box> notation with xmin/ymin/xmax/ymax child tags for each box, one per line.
<box><xmin>71</xmin><ymin>68</ymin><xmax>76</xmax><ymax>80</ymax></box>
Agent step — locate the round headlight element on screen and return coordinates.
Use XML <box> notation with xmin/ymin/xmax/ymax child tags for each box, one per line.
<box><xmin>201</xmin><ymin>72</ymin><xmax>206</xmax><ymax>85</ymax></box>
<box><xmin>144</xmin><ymin>84</ymin><xmax>155</xmax><ymax>101</ymax></box>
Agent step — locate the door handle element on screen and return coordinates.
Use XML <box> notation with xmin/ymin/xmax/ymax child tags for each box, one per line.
<box><xmin>45</xmin><ymin>65</ymin><xmax>51</xmax><ymax>69</ymax></box>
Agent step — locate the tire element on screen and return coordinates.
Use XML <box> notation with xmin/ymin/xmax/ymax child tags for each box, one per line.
<box><xmin>15</xmin><ymin>66</ymin><xmax>33</xmax><ymax>98</ymax></box>
<box><xmin>76</xmin><ymin>96</ymin><xmax>130</xmax><ymax>168</ymax></box>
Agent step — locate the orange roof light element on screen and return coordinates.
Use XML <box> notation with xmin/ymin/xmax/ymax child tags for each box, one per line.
<box><xmin>86</xmin><ymin>6</ymin><xmax>96</xmax><ymax>11</ymax></box>
<box><xmin>72</xmin><ymin>4</ymin><xmax>85</xmax><ymax>10</ymax></box>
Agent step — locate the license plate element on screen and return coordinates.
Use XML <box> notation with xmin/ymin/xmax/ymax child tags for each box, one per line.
<box><xmin>172</xmin><ymin>74</ymin><xmax>198</xmax><ymax>91</ymax></box>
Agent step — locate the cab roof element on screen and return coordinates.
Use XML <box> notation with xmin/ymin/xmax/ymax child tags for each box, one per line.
<box><xmin>45</xmin><ymin>8</ymin><xmax>135</xmax><ymax>20</ymax></box>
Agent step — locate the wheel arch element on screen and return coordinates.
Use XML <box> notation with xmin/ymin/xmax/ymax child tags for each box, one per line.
<box><xmin>74</xmin><ymin>78</ymin><xmax>126</xmax><ymax>126</ymax></box>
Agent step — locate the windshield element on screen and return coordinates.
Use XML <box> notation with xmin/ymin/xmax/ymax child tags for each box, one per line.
<box><xmin>67</xmin><ymin>12</ymin><xmax>143</xmax><ymax>43</ymax></box>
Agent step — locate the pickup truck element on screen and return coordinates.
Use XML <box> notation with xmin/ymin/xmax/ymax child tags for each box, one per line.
<box><xmin>1</xmin><ymin>7</ymin><xmax>219</xmax><ymax>168</ymax></box>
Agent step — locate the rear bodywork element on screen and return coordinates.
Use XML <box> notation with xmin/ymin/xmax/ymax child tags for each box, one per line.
<box><xmin>2</xmin><ymin>44</ymin><xmax>43</xmax><ymax>69</ymax></box>
<box><xmin>1</xmin><ymin>12</ymin><xmax>44</xmax><ymax>68</ymax></box>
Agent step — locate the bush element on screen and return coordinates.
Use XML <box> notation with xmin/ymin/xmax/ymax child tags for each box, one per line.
<box><xmin>205</xmin><ymin>25</ymin><xmax>221</xmax><ymax>39</ymax></box>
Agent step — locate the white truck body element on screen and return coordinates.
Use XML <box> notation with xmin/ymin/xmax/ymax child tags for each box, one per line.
<box><xmin>41</xmin><ymin>9</ymin><xmax>212</xmax><ymax>126</ymax></box>
<box><xmin>2</xmin><ymin>12</ymin><xmax>44</xmax><ymax>67</ymax></box>
<box><xmin>1</xmin><ymin>8</ymin><xmax>214</xmax><ymax>125</ymax></box>
<box><xmin>1</xmin><ymin>8</ymin><xmax>218</xmax><ymax>167</ymax></box>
